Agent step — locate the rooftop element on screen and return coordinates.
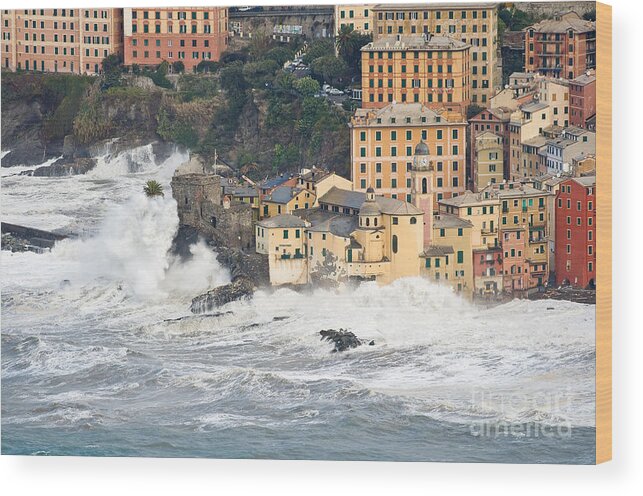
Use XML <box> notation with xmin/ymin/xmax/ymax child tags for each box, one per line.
<box><xmin>521</xmin><ymin>101</ymin><xmax>548</xmax><ymax>113</ymax></box>
<box><xmin>259</xmin><ymin>174</ymin><xmax>294</xmax><ymax>190</ymax></box>
<box><xmin>439</xmin><ymin>190</ymin><xmax>498</xmax><ymax>208</ymax></box>
<box><xmin>307</xmin><ymin>215</ymin><xmax>359</xmax><ymax>238</ymax></box>
<box><xmin>319</xmin><ymin>186</ymin><xmax>424</xmax><ymax>215</ymax></box>
<box><xmin>363</xmin><ymin>34</ymin><xmax>469</xmax><ymax>52</ymax></box>
<box><xmin>257</xmin><ymin>214</ymin><xmax>308</xmax><ymax>229</ymax></box>
<box><xmin>526</xmin><ymin>11</ymin><xmax>595</xmax><ymax>34</ymax></box>
<box><xmin>433</xmin><ymin>213</ymin><xmax>473</xmax><ymax>229</ymax></box>
<box><xmin>264</xmin><ymin>186</ymin><xmax>301</xmax><ymax>204</ymax></box>
<box><xmin>372</xmin><ymin>3</ymin><xmax>499</xmax><ymax>11</ymax></box>
<box><xmin>572</xmin><ymin>176</ymin><xmax>596</xmax><ymax>187</ymax></box>
<box><xmin>422</xmin><ymin>245</ymin><xmax>455</xmax><ymax>257</ymax></box>
<box><xmin>352</xmin><ymin>103</ymin><xmax>464</xmax><ymax>127</ymax></box>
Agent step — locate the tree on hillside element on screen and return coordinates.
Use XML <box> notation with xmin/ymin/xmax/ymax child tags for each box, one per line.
<box><xmin>293</xmin><ymin>76</ymin><xmax>320</xmax><ymax>97</ymax></box>
<box><xmin>498</xmin><ymin>6</ymin><xmax>536</xmax><ymax>31</ymax></box>
<box><xmin>144</xmin><ymin>180</ymin><xmax>164</xmax><ymax>198</ymax></box>
<box><xmin>101</xmin><ymin>54</ymin><xmax>123</xmax><ymax>90</ymax></box>
<box><xmin>335</xmin><ymin>25</ymin><xmax>372</xmax><ymax>75</ymax></box>
<box><xmin>302</xmin><ymin>39</ymin><xmax>335</xmax><ymax>65</ymax></box>
<box><xmin>310</xmin><ymin>55</ymin><xmax>348</xmax><ymax>86</ymax></box>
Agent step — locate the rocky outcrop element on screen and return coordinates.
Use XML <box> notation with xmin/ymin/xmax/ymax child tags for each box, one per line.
<box><xmin>30</xmin><ymin>157</ymin><xmax>97</xmax><ymax>177</ymax></box>
<box><xmin>190</xmin><ymin>277</ymin><xmax>255</xmax><ymax>314</ymax></box>
<box><xmin>1</xmin><ymin>222</ymin><xmax>69</xmax><ymax>252</ymax></box>
<box><xmin>215</xmin><ymin>247</ymin><xmax>269</xmax><ymax>287</ymax></box>
<box><xmin>319</xmin><ymin>329</ymin><xmax>374</xmax><ymax>353</ymax></box>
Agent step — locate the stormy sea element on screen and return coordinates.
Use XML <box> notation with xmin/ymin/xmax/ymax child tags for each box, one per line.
<box><xmin>1</xmin><ymin>145</ymin><xmax>596</xmax><ymax>463</ymax></box>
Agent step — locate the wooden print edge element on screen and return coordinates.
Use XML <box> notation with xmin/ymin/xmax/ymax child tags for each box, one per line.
<box><xmin>596</xmin><ymin>1</ymin><xmax>612</xmax><ymax>464</ymax></box>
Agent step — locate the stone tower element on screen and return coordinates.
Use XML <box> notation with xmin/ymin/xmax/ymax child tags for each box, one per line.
<box><xmin>410</xmin><ymin>140</ymin><xmax>435</xmax><ymax>246</ymax></box>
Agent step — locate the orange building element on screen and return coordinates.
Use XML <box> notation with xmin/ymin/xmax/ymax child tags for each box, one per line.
<box><xmin>123</xmin><ymin>7</ymin><xmax>228</xmax><ymax>72</ymax></box>
<box><xmin>524</xmin><ymin>12</ymin><xmax>596</xmax><ymax>80</ymax></box>
<box><xmin>361</xmin><ymin>34</ymin><xmax>470</xmax><ymax>113</ymax></box>
<box><xmin>1</xmin><ymin>8</ymin><xmax>123</xmax><ymax>74</ymax></box>
<box><xmin>350</xmin><ymin>103</ymin><xmax>467</xmax><ymax>204</ymax></box>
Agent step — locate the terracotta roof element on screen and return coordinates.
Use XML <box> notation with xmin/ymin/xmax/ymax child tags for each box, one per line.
<box><xmin>433</xmin><ymin>213</ymin><xmax>473</xmax><ymax>229</ymax></box>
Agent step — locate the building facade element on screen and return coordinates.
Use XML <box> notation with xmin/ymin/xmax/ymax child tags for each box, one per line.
<box><xmin>555</xmin><ymin>176</ymin><xmax>596</xmax><ymax>288</ymax></box>
<box><xmin>334</xmin><ymin>4</ymin><xmax>374</xmax><ymax>35</ymax></box>
<box><xmin>350</xmin><ymin>103</ymin><xmax>466</xmax><ymax>204</ymax></box>
<box><xmin>371</xmin><ymin>3</ymin><xmax>500</xmax><ymax>106</ymax></box>
<box><xmin>123</xmin><ymin>7</ymin><xmax>227</xmax><ymax>72</ymax></box>
<box><xmin>569</xmin><ymin>70</ymin><xmax>596</xmax><ymax>129</ymax></box>
<box><xmin>1</xmin><ymin>8</ymin><xmax>123</xmax><ymax>74</ymax></box>
<box><xmin>360</xmin><ymin>34</ymin><xmax>470</xmax><ymax>113</ymax></box>
<box><xmin>473</xmin><ymin>131</ymin><xmax>503</xmax><ymax>191</ymax></box>
<box><xmin>524</xmin><ymin>11</ymin><xmax>596</xmax><ymax>80</ymax></box>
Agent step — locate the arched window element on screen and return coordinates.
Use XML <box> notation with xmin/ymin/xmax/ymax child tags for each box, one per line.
<box><xmin>422</xmin><ymin>177</ymin><xmax>428</xmax><ymax>194</ymax></box>
<box><xmin>410</xmin><ymin>217</ymin><xmax>417</xmax><ymax>224</ymax></box>
<box><xmin>366</xmin><ymin>217</ymin><xmax>370</xmax><ymax>227</ymax></box>
<box><xmin>392</xmin><ymin>235</ymin><xmax>398</xmax><ymax>254</ymax></box>
<box><xmin>374</xmin><ymin>217</ymin><xmax>378</xmax><ymax>226</ymax></box>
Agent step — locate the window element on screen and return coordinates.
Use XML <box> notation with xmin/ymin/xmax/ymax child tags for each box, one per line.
<box><xmin>283</xmin><ymin>230</ymin><xmax>289</xmax><ymax>239</ymax></box>
<box><xmin>392</xmin><ymin>235</ymin><xmax>398</xmax><ymax>254</ymax></box>
<box><xmin>457</xmin><ymin>251</ymin><xmax>464</xmax><ymax>264</ymax></box>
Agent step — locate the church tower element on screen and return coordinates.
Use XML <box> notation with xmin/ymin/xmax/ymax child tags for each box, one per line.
<box><xmin>410</xmin><ymin>140</ymin><xmax>435</xmax><ymax>246</ymax></box>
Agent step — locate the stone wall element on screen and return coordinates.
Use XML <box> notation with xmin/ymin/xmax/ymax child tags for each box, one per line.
<box><xmin>171</xmin><ymin>172</ymin><xmax>254</xmax><ymax>251</ymax></box>
<box><xmin>515</xmin><ymin>1</ymin><xmax>595</xmax><ymax>18</ymax></box>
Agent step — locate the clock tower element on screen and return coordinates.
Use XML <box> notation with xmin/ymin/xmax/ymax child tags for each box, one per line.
<box><xmin>410</xmin><ymin>140</ymin><xmax>434</xmax><ymax>246</ymax></box>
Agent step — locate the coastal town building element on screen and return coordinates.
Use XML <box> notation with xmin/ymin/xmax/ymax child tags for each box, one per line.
<box><xmin>439</xmin><ymin>190</ymin><xmax>502</xmax><ymax>295</ymax></box>
<box><xmin>468</xmin><ymin>106</ymin><xmax>512</xmax><ymax>184</ymax></box>
<box><xmin>350</xmin><ymin>103</ymin><xmax>466</xmax><ymax>203</ymax></box>
<box><xmin>370</xmin><ymin>3</ymin><xmax>500</xmax><ymax>106</ymax></box>
<box><xmin>261</xmin><ymin>185</ymin><xmax>316</xmax><ymax>218</ymax></box>
<box><xmin>334</xmin><ymin>4</ymin><xmax>374</xmax><ymax>35</ymax></box>
<box><xmin>421</xmin><ymin>213</ymin><xmax>474</xmax><ymax>292</ymax></box>
<box><xmin>569</xmin><ymin>70</ymin><xmax>596</xmax><ymax>129</ymax></box>
<box><xmin>544</xmin><ymin>126</ymin><xmax>596</xmax><ymax>175</ymax></box>
<box><xmin>509</xmin><ymin>100</ymin><xmax>554</xmax><ymax>180</ymax></box>
<box><xmin>256</xmin><ymin>215</ymin><xmax>309</xmax><ymax>285</ymax></box>
<box><xmin>492</xmin><ymin>182</ymin><xmax>551</xmax><ymax>291</ymax></box>
<box><xmin>524</xmin><ymin>11</ymin><xmax>596</xmax><ymax>80</ymax></box>
<box><xmin>122</xmin><ymin>7</ymin><xmax>228</xmax><ymax>72</ymax></box>
<box><xmin>256</xmin><ymin>185</ymin><xmax>424</xmax><ymax>286</ymax></box>
<box><xmin>473</xmin><ymin>131</ymin><xmax>503</xmax><ymax>191</ymax></box>
<box><xmin>296</xmin><ymin>167</ymin><xmax>353</xmax><ymax>207</ymax></box>
<box><xmin>360</xmin><ymin>34</ymin><xmax>471</xmax><ymax>113</ymax></box>
<box><xmin>555</xmin><ymin>176</ymin><xmax>596</xmax><ymax>288</ymax></box>
<box><xmin>1</xmin><ymin>8</ymin><xmax>123</xmax><ymax>74</ymax></box>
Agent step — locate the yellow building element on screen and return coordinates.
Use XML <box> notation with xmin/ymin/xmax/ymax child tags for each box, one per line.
<box><xmin>474</xmin><ymin>131</ymin><xmax>503</xmax><ymax>191</ymax></box>
<box><xmin>360</xmin><ymin>34</ymin><xmax>470</xmax><ymax>113</ymax></box>
<box><xmin>334</xmin><ymin>4</ymin><xmax>374</xmax><ymax>35</ymax></box>
<box><xmin>296</xmin><ymin>167</ymin><xmax>353</xmax><ymax>206</ymax></box>
<box><xmin>439</xmin><ymin>190</ymin><xmax>499</xmax><ymax>250</ymax></box>
<box><xmin>371</xmin><ymin>3</ymin><xmax>500</xmax><ymax>106</ymax></box>
<box><xmin>261</xmin><ymin>186</ymin><xmax>316</xmax><ymax>218</ymax></box>
<box><xmin>255</xmin><ymin>215</ymin><xmax>309</xmax><ymax>286</ymax></box>
<box><xmin>421</xmin><ymin>213</ymin><xmax>474</xmax><ymax>293</ymax></box>
<box><xmin>350</xmin><ymin>103</ymin><xmax>466</xmax><ymax>203</ymax></box>
<box><xmin>536</xmin><ymin>76</ymin><xmax>570</xmax><ymax>128</ymax></box>
<box><xmin>1</xmin><ymin>8</ymin><xmax>124</xmax><ymax>74</ymax></box>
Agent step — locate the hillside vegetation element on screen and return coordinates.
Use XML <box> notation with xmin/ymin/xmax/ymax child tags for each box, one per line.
<box><xmin>1</xmin><ymin>35</ymin><xmax>355</xmax><ymax>179</ymax></box>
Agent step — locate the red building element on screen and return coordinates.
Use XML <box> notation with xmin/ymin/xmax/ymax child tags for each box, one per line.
<box><xmin>555</xmin><ymin>176</ymin><xmax>596</xmax><ymax>288</ymax></box>
<box><xmin>123</xmin><ymin>7</ymin><xmax>228</xmax><ymax>72</ymax></box>
<box><xmin>524</xmin><ymin>12</ymin><xmax>596</xmax><ymax>80</ymax></box>
<box><xmin>468</xmin><ymin>107</ymin><xmax>512</xmax><ymax>187</ymax></box>
<box><xmin>569</xmin><ymin>71</ymin><xmax>596</xmax><ymax>130</ymax></box>
<box><xmin>472</xmin><ymin>246</ymin><xmax>503</xmax><ymax>297</ymax></box>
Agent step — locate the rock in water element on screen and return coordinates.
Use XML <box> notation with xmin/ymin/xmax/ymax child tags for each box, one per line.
<box><xmin>319</xmin><ymin>329</ymin><xmax>366</xmax><ymax>353</ymax></box>
<box><xmin>190</xmin><ymin>277</ymin><xmax>254</xmax><ymax>314</ymax></box>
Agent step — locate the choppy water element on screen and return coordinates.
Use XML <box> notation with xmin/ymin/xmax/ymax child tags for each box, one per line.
<box><xmin>1</xmin><ymin>146</ymin><xmax>596</xmax><ymax>463</ymax></box>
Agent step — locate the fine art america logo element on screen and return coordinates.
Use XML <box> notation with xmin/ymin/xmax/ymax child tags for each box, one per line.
<box><xmin>469</xmin><ymin>390</ymin><xmax>574</xmax><ymax>439</ymax></box>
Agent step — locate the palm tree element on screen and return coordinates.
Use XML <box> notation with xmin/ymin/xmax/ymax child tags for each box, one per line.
<box><xmin>335</xmin><ymin>25</ymin><xmax>359</xmax><ymax>61</ymax></box>
<box><xmin>144</xmin><ymin>180</ymin><xmax>164</xmax><ymax>198</ymax></box>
